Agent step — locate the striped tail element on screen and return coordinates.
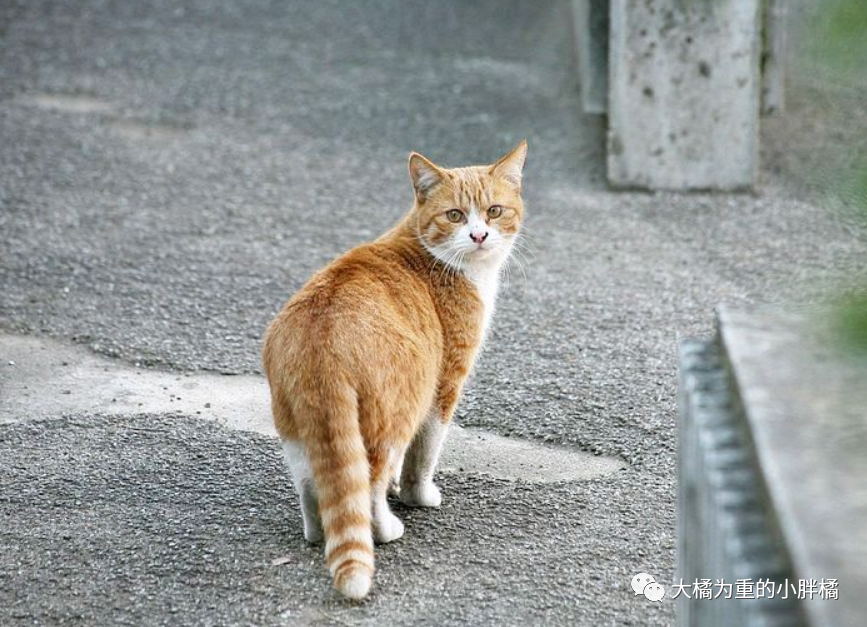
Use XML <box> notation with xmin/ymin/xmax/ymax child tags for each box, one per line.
<box><xmin>307</xmin><ymin>393</ymin><xmax>374</xmax><ymax>600</ymax></box>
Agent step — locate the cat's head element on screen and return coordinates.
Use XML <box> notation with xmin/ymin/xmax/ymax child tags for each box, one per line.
<box><xmin>408</xmin><ymin>141</ymin><xmax>527</xmax><ymax>269</ymax></box>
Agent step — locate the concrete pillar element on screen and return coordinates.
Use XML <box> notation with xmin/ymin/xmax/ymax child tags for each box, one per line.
<box><xmin>761</xmin><ymin>0</ymin><xmax>789</xmax><ymax>114</ymax></box>
<box><xmin>608</xmin><ymin>0</ymin><xmax>762</xmax><ymax>190</ymax></box>
<box><xmin>571</xmin><ymin>0</ymin><xmax>609</xmax><ymax>114</ymax></box>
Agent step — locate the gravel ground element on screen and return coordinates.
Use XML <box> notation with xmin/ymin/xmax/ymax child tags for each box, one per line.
<box><xmin>0</xmin><ymin>415</ymin><xmax>659</xmax><ymax>627</ymax></box>
<box><xmin>1</xmin><ymin>1</ymin><xmax>865</xmax><ymax>626</ymax></box>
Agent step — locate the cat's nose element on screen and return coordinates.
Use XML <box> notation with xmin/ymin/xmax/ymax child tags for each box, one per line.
<box><xmin>469</xmin><ymin>231</ymin><xmax>489</xmax><ymax>244</ymax></box>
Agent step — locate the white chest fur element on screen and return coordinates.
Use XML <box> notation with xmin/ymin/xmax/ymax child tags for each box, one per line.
<box><xmin>464</xmin><ymin>261</ymin><xmax>502</xmax><ymax>344</ymax></box>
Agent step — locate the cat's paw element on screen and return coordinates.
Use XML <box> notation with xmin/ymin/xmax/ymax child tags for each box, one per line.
<box><xmin>373</xmin><ymin>511</ymin><xmax>405</xmax><ymax>544</ymax></box>
<box><xmin>399</xmin><ymin>480</ymin><xmax>442</xmax><ymax>508</ymax></box>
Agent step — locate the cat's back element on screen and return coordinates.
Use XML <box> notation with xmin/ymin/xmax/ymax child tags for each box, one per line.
<box><xmin>263</xmin><ymin>239</ymin><xmax>441</xmax><ymax>373</ymax></box>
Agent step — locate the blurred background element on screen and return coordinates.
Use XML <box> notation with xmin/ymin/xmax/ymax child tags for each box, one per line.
<box><xmin>0</xmin><ymin>1</ymin><xmax>865</xmax><ymax>626</ymax></box>
<box><xmin>793</xmin><ymin>0</ymin><xmax>867</xmax><ymax>348</ymax></box>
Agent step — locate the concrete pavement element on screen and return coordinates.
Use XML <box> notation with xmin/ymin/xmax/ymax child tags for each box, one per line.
<box><xmin>1</xmin><ymin>1</ymin><xmax>865</xmax><ymax>625</ymax></box>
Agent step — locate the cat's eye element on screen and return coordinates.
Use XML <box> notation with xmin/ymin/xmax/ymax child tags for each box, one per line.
<box><xmin>487</xmin><ymin>205</ymin><xmax>504</xmax><ymax>219</ymax></box>
<box><xmin>446</xmin><ymin>209</ymin><xmax>464</xmax><ymax>223</ymax></box>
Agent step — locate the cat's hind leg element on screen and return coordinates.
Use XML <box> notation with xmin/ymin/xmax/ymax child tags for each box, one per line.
<box><xmin>282</xmin><ymin>439</ymin><xmax>324</xmax><ymax>544</ymax></box>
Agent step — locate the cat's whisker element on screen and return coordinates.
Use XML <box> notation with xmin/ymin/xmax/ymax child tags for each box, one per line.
<box><xmin>502</xmin><ymin>238</ymin><xmax>529</xmax><ymax>292</ymax></box>
<box><xmin>443</xmin><ymin>249</ymin><xmax>461</xmax><ymax>283</ymax></box>
<box><xmin>511</xmin><ymin>247</ymin><xmax>532</xmax><ymax>271</ymax></box>
<box><xmin>506</xmin><ymin>256</ymin><xmax>527</xmax><ymax>289</ymax></box>
<box><xmin>501</xmin><ymin>258</ymin><xmax>512</xmax><ymax>289</ymax></box>
<box><xmin>421</xmin><ymin>238</ymin><xmax>448</xmax><ymax>286</ymax></box>
<box><xmin>445</xmin><ymin>251</ymin><xmax>458</xmax><ymax>283</ymax></box>
<box><xmin>512</xmin><ymin>233</ymin><xmax>533</xmax><ymax>249</ymax></box>
<box><xmin>514</xmin><ymin>256</ymin><xmax>529</xmax><ymax>285</ymax></box>
<box><xmin>510</xmin><ymin>234</ymin><xmax>535</xmax><ymax>260</ymax></box>
<box><xmin>436</xmin><ymin>248</ymin><xmax>463</xmax><ymax>286</ymax></box>
<box><xmin>515</xmin><ymin>224</ymin><xmax>538</xmax><ymax>242</ymax></box>
<box><xmin>453</xmin><ymin>251</ymin><xmax>468</xmax><ymax>284</ymax></box>
<box><xmin>512</xmin><ymin>235</ymin><xmax>530</xmax><ymax>258</ymax></box>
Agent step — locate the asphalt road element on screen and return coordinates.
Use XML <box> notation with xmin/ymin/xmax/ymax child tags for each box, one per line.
<box><xmin>1</xmin><ymin>1</ymin><xmax>865</xmax><ymax>626</ymax></box>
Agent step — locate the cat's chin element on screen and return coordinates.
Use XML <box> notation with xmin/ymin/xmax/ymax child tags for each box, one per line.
<box><xmin>465</xmin><ymin>246</ymin><xmax>503</xmax><ymax>263</ymax></box>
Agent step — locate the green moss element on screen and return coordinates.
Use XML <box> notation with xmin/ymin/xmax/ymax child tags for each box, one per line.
<box><xmin>806</xmin><ymin>0</ymin><xmax>867</xmax><ymax>77</ymax></box>
<box><xmin>824</xmin><ymin>1</ymin><xmax>867</xmax><ymax>43</ymax></box>
<box><xmin>803</xmin><ymin>1</ymin><xmax>867</xmax><ymax>351</ymax></box>
<box><xmin>835</xmin><ymin>293</ymin><xmax>867</xmax><ymax>353</ymax></box>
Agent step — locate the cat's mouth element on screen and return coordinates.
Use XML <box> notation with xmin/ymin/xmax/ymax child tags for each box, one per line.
<box><xmin>467</xmin><ymin>244</ymin><xmax>498</xmax><ymax>258</ymax></box>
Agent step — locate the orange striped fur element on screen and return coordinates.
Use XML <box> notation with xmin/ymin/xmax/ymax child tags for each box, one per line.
<box><xmin>262</xmin><ymin>142</ymin><xmax>527</xmax><ymax>600</ymax></box>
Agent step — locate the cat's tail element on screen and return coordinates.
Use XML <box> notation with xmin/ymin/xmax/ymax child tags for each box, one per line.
<box><xmin>306</xmin><ymin>387</ymin><xmax>374</xmax><ymax>600</ymax></box>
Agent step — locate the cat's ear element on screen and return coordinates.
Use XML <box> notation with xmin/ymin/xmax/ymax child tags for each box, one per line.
<box><xmin>490</xmin><ymin>140</ymin><xmax>528</xmax><ymax>189</ymax></box>
<box><xmin>408</xmin><ymin>152</ymin><xmax>444</xmax><ymax>201</ymax></box>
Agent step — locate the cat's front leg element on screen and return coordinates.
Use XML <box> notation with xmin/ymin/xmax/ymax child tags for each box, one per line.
<box><xmin>399</xmin><ymin>411</ymin><xmax>448</xmax><ymax>508</ymax></box>
<box><xmin>387</xmin><ymin>450</ymin><xmax>404</xmax><ymax>497</ymax></box>
<box><xmin>371</xmin><ymin>446</ymin><xmax>406</xmax><ymax>543</ymax></box>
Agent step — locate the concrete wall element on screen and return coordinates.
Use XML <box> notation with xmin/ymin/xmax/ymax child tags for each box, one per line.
<box><xmin>572</xmin><ymin>0</ymin><xmax>609</xmax><ymax>114</ymax></box>
<box><xmin>608</xmin><ymin>0</ymin><xmax>762</xmax><ymax>190</ymax></box>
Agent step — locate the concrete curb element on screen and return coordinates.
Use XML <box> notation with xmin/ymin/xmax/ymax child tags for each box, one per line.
<box><xmin>679</xmin><ymin>305</ymin><xmax>867</xmax><ymax>626</ymax></box>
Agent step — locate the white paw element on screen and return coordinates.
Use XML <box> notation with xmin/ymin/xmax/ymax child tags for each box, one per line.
<box><xmin>374</xmin><ymin>511</ymin><xmax>405</xmax><ymax>544</ymax></box>
<box><xmin>400</xmin><ymin>480</ymin><xmax>442</xmax><ymax>508</ymax></box>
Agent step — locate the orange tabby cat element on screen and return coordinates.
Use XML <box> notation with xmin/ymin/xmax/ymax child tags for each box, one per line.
<box><xmin>262</xmin><ymin>141</ymin><xmax>527</xmax><ymax>600</ymax></box>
